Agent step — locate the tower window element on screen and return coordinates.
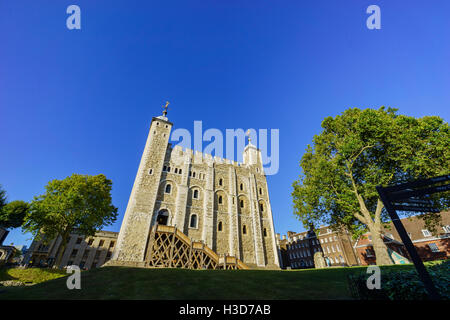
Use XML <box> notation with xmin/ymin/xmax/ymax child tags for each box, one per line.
<box><xmin>193</xmin><ymin>172</ymin><xmax>196</xmax><ymax>178</ymax></box>
<box><xmin>218</xmin><ymin>195</ymin><xmax>222</xmax><ymax>204</ymax></box>
<box><xmin>167</xmin><ymin>167</ymin><xmax>171</xmax><ymax>172</ymax></box>
<box><xmin>165</xmin><ymin>184</ymin><xmax>172</xmax><ymax>194</ymax></box>
<box><xmin>240</xmin><ymin>200</ymin><xmax>244</xmax><ymax>208</ymax></box>
<box><xmin>179</xmin><ymin>169</ymin><xmax>182</xmax><ymax>175</ymax></box>
<box><xmin>240</xmin><ymin>183</ymin><xmax>243</xmax><ymax>191</ymax></box>
<box><xmin>259</xmin><ymin>203</ymin><xmax>264</xmax><ymax>212</ymax></box>
<box><xmin>149</xmin><ymin>168</ymin><xmax>153</xmax><ymax>175</ymax></box>
<box><xmin>263</xmin><ymin>228</ymin><xmax>267</xmax><ymax>237</ymax></box>
<box><xmin>174</xmin><ymin>168</ymin><xmax>178</xmax><ymax>174</ymax></box>
<box><xmin>218</xmin><ymin>221</ymin><xmax>222</xmax><ymax>232</ymax></box>
<box><xmin>163</xmin><ymin>166</ymin><xmax>167</xmax><ymax>171</ymax></box>
<box><xmin>259</xmin><ymin>188</ymin><xmax>262</xmax><ymax>195</ymax></box>
<box><xmin>190</xmin><ymin>214</ymin><xmax>198</xmax><ymax>228</ymax></box>
<box><xmin>243</xmin><ymin>225</ymin><xmax>247</xmax><ymax>234</ymax></box>
<box><xmin>193</xmin><ymin>189</ymin><xmax>199</xmax><ymax>199</ymax></box>
<box><xmin>219</xmin><ymin>178</ymin><xmax>223</xmax><ymax>186</ymax></box>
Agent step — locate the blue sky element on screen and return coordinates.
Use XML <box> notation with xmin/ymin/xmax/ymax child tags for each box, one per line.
<box><xmin>1</xmin><ymin>1</ymin><xmax>449</xmax><ymax>247</ymax></box>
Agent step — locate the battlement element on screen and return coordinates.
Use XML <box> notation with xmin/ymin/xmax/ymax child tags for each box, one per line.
<box><xmin>167</xmin><ymin>144</ymin><xmax>246</xmax><ymax>167</ymax></box>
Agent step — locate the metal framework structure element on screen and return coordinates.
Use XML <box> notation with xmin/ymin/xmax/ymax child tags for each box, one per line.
<box><xmin>144</xmin><ymin>224</ymin><xmax>249</xmax><ymax>270</ymax></box>
<box><xmin>376</xmin><ymin>174</ymin><xmax>450</xmax><ymax>300</ymax></box>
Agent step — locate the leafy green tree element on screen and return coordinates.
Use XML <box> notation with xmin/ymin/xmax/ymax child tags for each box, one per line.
<box><xmin>23</xmin><ymin>174</ymin><xmax>118</xmax><ymax>268</ymax></box>
<box><xmin>0</xmin><ymin>185</ymin><xmax>7</xmax><ymax>213</ymax></box>
<box><xmin>0</xmin><ymin>200</ymin><xmax>30</xmax><ymax>229</ymax></box>
<box><xmin>292</xmin><ymin>107</ymin><xmax>449</xmax><ymax>265</ymax></box>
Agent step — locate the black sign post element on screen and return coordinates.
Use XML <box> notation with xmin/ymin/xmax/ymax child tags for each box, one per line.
<box><xmin>376</xmin><ymin>174</ymin><xmax>449</xmax><ymax>301</ymax></box>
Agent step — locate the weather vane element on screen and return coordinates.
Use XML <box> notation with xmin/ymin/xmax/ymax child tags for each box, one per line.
<box><xmin>162</xmin><ymin>101</ymin><xmax>170</xmax><ymax>116</ymax></box>
<box><xmin>246</xmin><ymin>129</ymin><xmax>251</xmax><ymax>143</ymax></box>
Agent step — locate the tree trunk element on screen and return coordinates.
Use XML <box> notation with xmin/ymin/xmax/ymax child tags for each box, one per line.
<box><xmin>370</xmin><ymin>228</ymin><xmax>393</xmax><ymax>265</ymax></box>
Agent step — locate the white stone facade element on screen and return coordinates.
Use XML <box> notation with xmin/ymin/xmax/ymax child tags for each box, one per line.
<box><xmin>112</xmin><ymin>114</ymin><xmax>280</xmax><ymax>269</ymax></box>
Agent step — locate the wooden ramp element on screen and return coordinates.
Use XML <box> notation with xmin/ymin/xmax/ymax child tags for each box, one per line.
<box><xmin>144</xmin><ymin>224</ymin><xmax>249</xmax><ymax>270</ymax></box>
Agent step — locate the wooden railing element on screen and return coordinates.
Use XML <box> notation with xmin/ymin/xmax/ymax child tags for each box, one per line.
<box><xmin>144</xmin><ymin>224</ymin><xmax>248</xmax><ymax>270</ymax></box>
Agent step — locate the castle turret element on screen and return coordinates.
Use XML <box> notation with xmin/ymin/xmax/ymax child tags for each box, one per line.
<box><xmin>112</xmin><ymin>103</ymin><xmax>173</xmax><ymax>264</ymax></box>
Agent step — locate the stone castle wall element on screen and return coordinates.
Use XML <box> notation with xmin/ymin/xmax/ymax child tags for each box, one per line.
<box><xmin>113</xmin><ymin>115</ymin><xmax>280</xmax><ymax>268</ymax></box>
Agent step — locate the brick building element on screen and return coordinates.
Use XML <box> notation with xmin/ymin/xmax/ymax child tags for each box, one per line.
<box><xmin>277</xmin><ymin>226</ymin><xmax>359</xmax><ymax>269</ymax></box>
<box><xmin>354</xmin><ymin>211</ymin><xmax>450</xmax><ymax>265</ymax></box>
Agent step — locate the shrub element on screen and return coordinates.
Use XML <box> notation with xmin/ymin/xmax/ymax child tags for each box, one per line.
<box><xmin>348</xmin><ymin>260</ymin><xmax>449</xmax><ymax>300</ymax></box>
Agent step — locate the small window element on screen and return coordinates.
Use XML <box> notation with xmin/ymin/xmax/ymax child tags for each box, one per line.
<box><xmin>218</xmin><ymin>195</ymin><xmax>222</xmax><ymax>204</ymax></box>
<box><xmin>263</xmin><ymin>228</ymin><xmax>267</xmax><ymax>237</ymax></box>
<box><xmin>240</xmin><ymin>200</ymin><xmax>244</xmax><ymax>208</ymax></box>
<box><xmin>190</xmin><ymin>214</ymin><xmax>197</xmax><ymax>228</ymax></box>
<box><xmin>165</xmin><ymin>184</ymin><xmax>172</xmax><ymax>194</ymax></box>
<box><xmin>99</xmin><ymin>240</ymin><xmax>105</xmax><ymax>247</ymax></box>
<box><xmin>193</xmin><ymin>189</ymin><xmax>199</xmax><ymax>199</ymax></box>
<box><xmin>193</xmin><ymin>172</ymin><xmax>196</xmax><ymax>178</ymax></box>
<box><xmin>163</xmin><ymin>166</ymin><xmax>167</xmax><ymax>171</ymax></box>
<box><xmin>109</xmin><ymin>241</ymin><xmax>115</xmax><ymax>248</ymax></box>
<box><xmin>167</xmin><ymin>167</ymin><xmax>171</xmax><ymax>172</ymax></box>
<box><xmin>218</xmin><ymin>221</ymin><xmax>222</xmax><ymax>232</ymax></box>
<box><xmin>243</xmin><ymin>225</ymin><xmax>247</xmax><ymax>234</ymax></box>
<box><xmin>174</xmin><ymin>168</ymin><xmax>178</xmax><ymax>174</ymax></box>
<box><xmin>259</xmin><ymin>203</ymin><xmax>264</xmax><ymax>212</ymax></box>
<box><xmin>149</xmin><ymin>168</ymin><xmax>153</xmax><ymax>175</ymax></box>
<box><xmin>428</xmin><ymin>243</ymin><xmax>440</xmax><ymax>253</ymax></box>
<box><xmin>422</xmin><ymin>229</ymin><xmax>431</xmax><ymax>237</ymax></box>
<box><xmin>87</xmin><ymin>238</ymin><xmax>94</xmax><ymax>246</ymax></box>
<box><xmin>365</xmin><ymin>249</ymin><xmax>374</xmax><ymax>257</ymax></box>
<box><xmin>259</xmin><ymin>188</ymin><xmax>262</xmax><ymax>195</ymax></box>
<box><xmin>219</xmin><ymin>178</ymin><xmax>223</xmax><ymax>186</ymax></box>
<box><xmin>240</xmin><ymin>183</ymin><xmax>243</xmax><ymax>191</ymax></box>
<box><xmin>179</xmin><ymin>169</ymin><xmax>182</xmax><ymax>175</ymax></box>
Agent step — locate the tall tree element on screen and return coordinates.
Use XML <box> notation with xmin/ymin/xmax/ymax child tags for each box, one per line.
<box><xmin>0</xmin><ymin>185</ymin><xmax>7</xmax><ymax>213</ymax></box>
<box><xmin>292</xmin><ymin>107</ymin><xmax>449</xmax><ymax>265</ymax></box>
<box><xmin>0</xmin><ymin>200</ymin><xmax>30</xmax><ymax>229</ymax></box>
<box><xmin>23</xmin><ymin>174</ymin><xmax>118</xmax><ymax>268</ymax></box>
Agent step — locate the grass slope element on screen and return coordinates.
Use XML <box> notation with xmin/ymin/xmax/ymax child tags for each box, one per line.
<box><xmin>0</xmin><ymin>264</ymin><xmax>419</xmax><ymax>300</ymax></box>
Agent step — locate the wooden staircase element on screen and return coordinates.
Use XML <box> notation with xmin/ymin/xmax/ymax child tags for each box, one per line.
<box><xmin>144</xmin><ymin>224</ymin><xmax>249</xmax><ymax>270</ymax></box>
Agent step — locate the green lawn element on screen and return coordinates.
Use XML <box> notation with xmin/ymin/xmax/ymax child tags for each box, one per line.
<box><xmin>0</xmin><ymin>264</ymin><xmax>418</xmax><ymax>300</ymax></box>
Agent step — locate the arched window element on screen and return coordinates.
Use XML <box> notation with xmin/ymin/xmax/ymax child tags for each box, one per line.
<box><xmin>156</xmin><ymin>209</ymin><xmax>169</xmax><ymax>225</ymax></box>
<box><xmin>218</xmin><ymin>221</ymin><xmax>222</xmax><ymax>232</ymax></box>
<box><xmin>240</xmin><ymin>200</ymin><xmax>244</xmax><ymax>208</ymax></box>
<box><xmin>190</xmin><ymin>214</ymin><xmax>197</xmax><ymax>228</ymax></box>
<box><xmin>243</xmin><ymin>225</ymin><xmax>247</xmax><ymax>234</ymax></box>
<box><xmin>193</xmin><ymin>172</ymin><xmax>196</xmax><ymax>178</ymax></box>
<box><xmin>263</xmin><ymin>228</ymin><xmax>267</xmax><ymax>237</ymax></box>
<box><xmin>219</xmin><ymin>178</ymin><xmax>223</xmax><ymax>186</ymax></box>
<box><xmin>259</xmin><ymin>188</ymin><xmax>262</xmax><ymax>195</ymax></box>
<box><xmin>259</xmin><ymin>203</ymin><xmax>264</xmax><ymax>212</ymax></box>
<box><xmin>240</xmin><ymin>183</ymin><xmax>243</xmax><ymax>191</ymax></box>
<box><xmin>193</xmin><ymin>189</ymin><xmax>199</xmax><ymax>199</ymax></box>
<box><xmin>165</xmin><ymin>184</ymin><xmax>171</xmax><ymax>194</ymax></box>
<box><xmin>218</xmin><ymin>195</ymin><xmax>222</xmax><ymax>204</ymax></box>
